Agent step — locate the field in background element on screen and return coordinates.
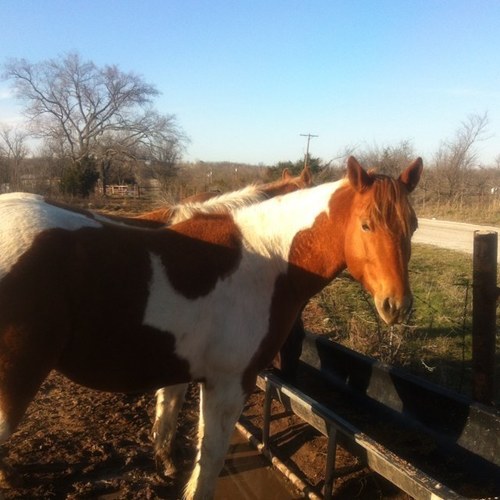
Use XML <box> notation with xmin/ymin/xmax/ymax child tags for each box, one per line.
<box><xmin>416</xmin><ymin>198</ymin><xmax>500</xmax><ymax>226</ymax></box>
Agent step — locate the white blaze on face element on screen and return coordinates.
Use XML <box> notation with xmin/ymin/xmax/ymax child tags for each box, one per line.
<box><xmin>0</xmin><ymin>193</ymin><xmax>101</xmax><ymax>280</ymax></box>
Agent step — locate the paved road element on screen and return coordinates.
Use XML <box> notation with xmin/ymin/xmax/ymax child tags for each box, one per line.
<box><xmin>413</xmin><ymin>218</ymin><xmax>500</xmax><ymax>260</ymax></box>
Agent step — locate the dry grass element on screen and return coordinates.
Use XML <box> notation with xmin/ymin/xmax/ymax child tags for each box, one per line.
<box><xmin>415</xmin><ymin>198</ymin><xmax>500</xmax><ymax>226</ymax></box>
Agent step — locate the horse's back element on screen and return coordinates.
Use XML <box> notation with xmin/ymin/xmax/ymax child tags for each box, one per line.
<box><xmin>0</xmin><ymin>193</ymin><xmax>101</xmax><ymax>278</ymax></box>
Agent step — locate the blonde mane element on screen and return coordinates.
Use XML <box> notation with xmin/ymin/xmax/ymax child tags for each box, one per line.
<box><xmin>169</xmin><ymin>184</ymin><xmax>266</xmax><ymax>224</ymax></box>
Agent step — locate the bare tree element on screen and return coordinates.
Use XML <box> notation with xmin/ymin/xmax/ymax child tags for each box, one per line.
<box><xmin>0</xmin><ymin>124</ymin><xmax>29</xmax><ymax>190</ymax></box>
<box><xmin>356</xmin><ymin>139</ymin><xmax>416</xmax><ymax>177</ymax></box>
<box><xmin>3</xmin><ymin>53</ymin><xmax>187</xmax><ymax>195</ymax></box>
<box><xmin>433</xmin><ymin>112</ymin><xmax>489</xmax><ymax>202</ymax></box>
<box><xmin>495</xmin><ymin>154</ymin><xmax>500</xmax><ymax>170</ymax></box>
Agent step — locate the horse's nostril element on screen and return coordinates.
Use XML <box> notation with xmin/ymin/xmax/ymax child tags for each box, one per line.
<box><xmin>383</xmin><ymin>297</ymin><xmax>389</xmax><ymax>312</ymax></box>
<box><xmin>381</xmin><ymin>295</ymin><xmax>413</xmax><ymax>324</ymax></box>
<box><xmin>383</xmin><ymin>297</ymin><xmax>395</xmax><ymax>315</ymax></box>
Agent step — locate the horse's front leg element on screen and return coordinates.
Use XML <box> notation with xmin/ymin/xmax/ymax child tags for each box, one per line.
<box><xmin>183</xmin><ymin>376</ymin><xmax>247</xmax><ymax>500</ymax></box>
<box><xmin>152</xmin><ymin>383</ymin><xmax>188</xmax><ymax>476</ymax></box>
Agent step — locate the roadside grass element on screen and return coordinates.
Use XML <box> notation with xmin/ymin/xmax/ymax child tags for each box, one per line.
<box><xmin>416</xmin><ymin>200</ymin><xmax>500</xmax><ymax>226</ymax></box>
<box><xmin>312</xmin><ymin>244</ymin><xmax>500</xmax><ymax>400</ymax></box>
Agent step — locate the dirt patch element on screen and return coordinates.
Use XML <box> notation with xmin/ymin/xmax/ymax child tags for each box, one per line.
<box><xmin>0</xmin><ymin>374</ymin><xmax>198</xmax><ymax>499</ymax></box>
<box><xmin>0</xmin><ymin>372</ymin><xmax>408</xmax><ymax>499</ymax></box>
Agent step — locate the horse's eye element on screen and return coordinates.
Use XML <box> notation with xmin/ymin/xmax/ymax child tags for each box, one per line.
<box><xmin>361</xmin><ymin>221</ymin><xmax>371</xmax><ymax>232</ymax></box>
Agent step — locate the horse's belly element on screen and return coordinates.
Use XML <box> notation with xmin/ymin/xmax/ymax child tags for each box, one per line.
<box><xmin>56</xmin><ymin>325</ymin><xmax>192</xmax><ymax>393</ymax></box>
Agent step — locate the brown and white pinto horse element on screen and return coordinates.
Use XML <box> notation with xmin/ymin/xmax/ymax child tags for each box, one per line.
<box><xmin>77</xmin><ymin>168</ymin><xmax>313</xmax><ymax>472</ymax></box>
<box><xmin>135</xmin><ymin>167</ymin><xmax>314</xmax><ymax>474</ymax></box>
<box><xmin>0</xmin><ymin>156</ymin><xmax>422</xmax><ymax>499</ymax></box>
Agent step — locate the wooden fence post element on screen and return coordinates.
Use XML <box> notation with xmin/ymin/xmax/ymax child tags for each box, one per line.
<box><xmin>472</xmin><ymin>231</ymin><xmax>498</xmax><ymax>404</ymax></box>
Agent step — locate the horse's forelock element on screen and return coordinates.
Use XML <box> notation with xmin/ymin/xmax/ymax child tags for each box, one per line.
<box><xmin>366</xmin><ymin>175</ymin><xmax>416</xmax><ymax>237</ymax></box>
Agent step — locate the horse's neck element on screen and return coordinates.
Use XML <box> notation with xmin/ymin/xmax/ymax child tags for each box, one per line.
<box><xmin>235</xmin><ymin>181</ymin><xmax>346</xmax><ymax>267</ymax></box>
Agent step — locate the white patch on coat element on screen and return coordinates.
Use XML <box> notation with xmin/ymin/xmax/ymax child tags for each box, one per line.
<box><xmin>143</xmin><ymin>250</ymin><xmax>277</xmax><ymax>379</ymax></box>
<box><xmin>0</xmin><ymin>192</ymin><xmax>102</xmax><ymax>280</ymax></box>
<box><xmin>142</xmin><ymin>180</ymin><xmax>346</xmax><ymax>380</ymax></box>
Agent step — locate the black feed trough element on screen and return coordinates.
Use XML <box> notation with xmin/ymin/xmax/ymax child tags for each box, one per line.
<box><xmin>255</xmin><ymin>332</ymin><xmax>500</xmax><ymax>499</ymax></box>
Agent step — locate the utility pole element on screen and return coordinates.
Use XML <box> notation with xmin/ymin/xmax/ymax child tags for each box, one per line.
<box><xmin>300</xmin><ymin>133</ymin><xmax>318</xmax><ymax>168</ymax></box>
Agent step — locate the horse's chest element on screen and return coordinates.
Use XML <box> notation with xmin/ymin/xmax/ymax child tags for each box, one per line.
<box><xmin>143</xmin><ymin>253</ymin><xmax>278</xmax><ymax>379</ymax></box>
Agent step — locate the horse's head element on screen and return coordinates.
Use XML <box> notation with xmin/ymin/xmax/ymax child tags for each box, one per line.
<box><xmin>281</xmin><ymin>165</ymin><xmax>313</xmax><ymax>190</ymax></box>
<box><xmin>343</xmin><ymin>156</ymin><xmax>423</xmax><ymax>325</ymax></box>
<box><xmin>262</xmin><ymin>165</ymin><xmax>313</xmax><ymax>198</ymax></box>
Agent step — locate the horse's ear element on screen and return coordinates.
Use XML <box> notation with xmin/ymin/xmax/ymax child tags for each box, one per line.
<box><xmin>347</xmin><ymin>156</ymin><xmax>373</xmax><ymax>192</ymax></box>
<box><xmin>282</xmin><ymin>168</ymin><xmax>292</xmax><ymax>180</ymax></box>
<box><xmin>300</xmin><ymin>165</ymin><xmax>313</xmax><ymax>186</ymax></box>
<box><xmin>399</xmin><ymin>158</ymin><xmax>423</xmax><ymax>193</ymax></box>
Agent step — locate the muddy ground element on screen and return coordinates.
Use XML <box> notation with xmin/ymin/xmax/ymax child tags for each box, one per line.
<box><xmin>0</xmin><ymin>376</ymin><xmax>409</xmax><ymax>500</ymax></box>
<box><xmin>0</xmin><ymin>303</ymin><xmax>410</xmax><ymax>499</ymax></box>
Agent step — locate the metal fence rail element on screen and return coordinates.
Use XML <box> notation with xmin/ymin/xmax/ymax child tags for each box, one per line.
<box><xmin>245</xmin><ymin>332</ymin><xmax>500</xmax><ymax>500</ymax></box>
<box><xmin>256</xmin><ymin>372</ymin><xmax>460</xmax><ymax>500</ymax></box>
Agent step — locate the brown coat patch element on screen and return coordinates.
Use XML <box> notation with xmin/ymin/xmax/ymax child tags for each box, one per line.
<box><xmin>0</xmin><ymin>214</ymin><xmax>242</xmax><ymax>407</ymax></box>
<box><xmin>286</xmin><ymin>188</ymin><xmax>352</xmax><ymax>298</ymax></box>
<box><xmin>159</xmin><ymin>213</ymin><xmax>242</xmax><ymax>299</ymax></box>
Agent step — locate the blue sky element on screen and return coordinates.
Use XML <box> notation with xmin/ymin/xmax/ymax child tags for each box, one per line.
<box><xmin>0</xmin><ymin>0</ymin><xmax>499</xmax><ymax>165</ymax></box>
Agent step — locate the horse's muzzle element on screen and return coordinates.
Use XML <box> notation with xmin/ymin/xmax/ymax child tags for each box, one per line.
<box><xmin>376</xmin><ymin>295</ymin><xmax>413</xmax><ymax>325</ymax></box>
